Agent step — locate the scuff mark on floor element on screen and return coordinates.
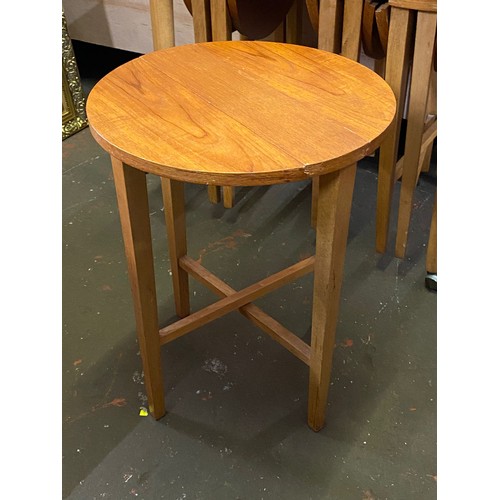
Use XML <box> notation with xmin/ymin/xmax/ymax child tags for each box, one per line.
<box><xmin>196</xmin><ymin>229</ymin><xmax>251</xmax><ymax>264</ymax></box>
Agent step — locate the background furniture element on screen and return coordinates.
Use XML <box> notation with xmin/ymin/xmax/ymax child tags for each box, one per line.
<box><xmin>426</xmin><ymin>193</ymin><xmax>437</xmax><ymax>289</ymax></box>
<box><xmin>62</xmin><ymin>0</ymin><xmax>195</xmax><ymax>53</ymax></box>
<box><xmin>375</xmin><ymin>0</ymin><xmax>437</xmax><ymax>258</ymax></box>
<box><xmin>63</xmin><ymin>10</ymin><xmax>88</xmax><ymax>139</ymax></box>
<box><xmin>86</xmin><ymin>41</ymin><xmax>395</xmax><ymax>431</ymax></box>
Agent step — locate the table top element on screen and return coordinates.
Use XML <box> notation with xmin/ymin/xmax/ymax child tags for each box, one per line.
<box><xmin>87</xmin><ymin>41</ymin><xmax>396</xmax><ymax>186</ymax></box>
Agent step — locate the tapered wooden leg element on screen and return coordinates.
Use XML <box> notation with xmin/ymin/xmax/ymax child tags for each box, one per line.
<box><xmin>192</xmin><ymin>0</ymin><xmax>212</xmax><ymax>43</ymax></box>
<box><xmin>375</xmin><ymin>7</ymin><xmax>414</xmax><ymax>254</ymax></box>
<box><xmin>374</xmin><ymin>57</ymin><xmax>386</xmax><ymax>78</ymax></box>
<box><xmin>222</xmin><ymin>186</ymin><xmax>234</xmax><ymax>208</ymax></box>
<box><xmin>395</xmin><ymin>11</ymin><xmax>436</xmax><ymax>258</ymax></box>
<box><xmin>421</xmin><ymin>68</ymin><xmax>437</xmax><ymax>174</ymax></box>
<box><xmin>426</xmin><ymin>193</ymin><xmax>437</xmax><ymax>274</ymax></box>
<box><xmin>311</xmin><ymin>177</ymin><xmax>319</xmax><ymax>228</ymax></box>
<box><xmin>308</xmin><ymin>164</ymin><xmax>356</xmax><ymax>431</ymax></box>
<box><xmin>210</xmin><ymin>0</ymin><xmax>231</xmax><ymax>40</ymax></box>
<box><xmin>207</xmin><ymin>185</ymin><xmax>220</xmax><ymax>203</ymax></box>
<box><xmin>341</xmin><ymin>0</ymin><xmax>363</xmax><ymax>61</ymax></box>
<box><xmin>111</xmin><ymin>157</ymin><xmax>166</xmax><ymax>419</ymax></box>
<box><xmin>318</xmin><ymin>0</ymin><xmax>343</xmax><ymax>53</ymax></box>
<box><xmin>161</xmin><ymin>178</ymin><xmax>190</xmax><ymax>318</ymax></box>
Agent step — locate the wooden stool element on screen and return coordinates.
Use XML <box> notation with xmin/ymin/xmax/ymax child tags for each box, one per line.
<box><xmin>86</xmin><ymin>41</ymin><xmax>395</xmax><ymax>431</ymax></box>
<box><xmin>375</xmin><ymin>0</ymin><xmax>437</xmax><ymax>257</ymax></box>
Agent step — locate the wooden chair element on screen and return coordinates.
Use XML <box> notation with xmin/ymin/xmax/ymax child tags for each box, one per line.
<box><xmin>374</xmin><ymin>0</ymin><xmax>437</xmax><ymax>258</ymax></box>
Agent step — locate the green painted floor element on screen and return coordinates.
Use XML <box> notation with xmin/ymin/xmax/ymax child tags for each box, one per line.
<box><xmin>62</xmin><ymin>42</ymin><xmax>437</xmax><ymax>500</ymax></box>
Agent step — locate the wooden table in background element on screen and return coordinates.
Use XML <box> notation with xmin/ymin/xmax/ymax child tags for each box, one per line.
<box><xmin>87</xmin><ymin>41</ymin><xmax>395</xmax><ymax>431</ymax></box>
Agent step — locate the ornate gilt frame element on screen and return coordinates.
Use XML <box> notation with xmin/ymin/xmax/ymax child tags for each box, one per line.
<box><xmin>62</xmin><ymin>11</ymin><xmax>88</xmax><ymax>140</ymax></box>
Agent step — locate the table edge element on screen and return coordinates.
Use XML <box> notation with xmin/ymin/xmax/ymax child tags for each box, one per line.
<box><xmin>90</xmin><ymin>120</ymin><xmax>394</xmax><ymax>185</ymax></box>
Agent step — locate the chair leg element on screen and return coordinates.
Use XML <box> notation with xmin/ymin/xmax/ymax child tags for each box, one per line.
<box><xmin>395</xmin><ymin>10</ymin><xmax>436</xmax><ymax>258</ymax></box>
<box><xmin>341</xmin><ymin>0</ymin><xmax>363</xmax><ymax>61</ymax></box>
<box><xmin>161</xmin><ymin>178</ymin><xmax>191</xmax><ymax>318</ymax></box>
<box><xmin>150</xmin><ymin>0</ymin><xmax>175</xmax><ymax>50</ymax></box>
<box><xmin>192</xmin><ymin>0</ymin><xmax>212</xmax><ymax>42</ymax></box>
<box><xmin>375</xmin><ymin>6</ymin><xmax>414</xmax><ymax>254</ymax></box>
<box><xmin>374</xmin><ymin>57</ymin><xmax>386</xmax><ymax>78</ymax></box>
<box><xmin>308</xmin><ymin>164</ymin><xmax>357</xmax><ymax>432</ymax></box>
<box><xmin>222</xmin><ymin>186</ymin><xmax>234</xmax><ymax>208</ymax></box>
<box><xmin>111</xmin><ymin>157</ymin><xmax>166</xmax><ymax>419</ymax></box>
<box><xmin>207</xmin><ymin>185</ymin><xmax>220</xmax><ymax>203</ymax></box>
<box><xmin>285</xmin><ymin>0</ymin><xmax>302</xmax><ymax>44</ymax></box>
<box><xmin>317</xmin><ymin>0</ymin><xmax>344</xmax><ymax>53</ymax></box>
<box><xmin>425</xmin><ymin>192</ymin><xmax>437</xmax><ymax>290</ymax></box>
<box><xmin>426</xmin><ymin>193</ymin><xmax>437</xmax><ymax>275</ymax></box>
<box><xmin>311</xmin><ymin>177</ymin><xmax>319</xmax><ymax>228</ymax></box>
<box><xmin>421</xmin><ymin>68</ymin><xmax>437</xmax><ymax>174</ymax></box>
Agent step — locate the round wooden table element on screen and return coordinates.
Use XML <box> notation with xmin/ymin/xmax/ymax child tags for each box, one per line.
<box><xmin>87</xmin><ymin>41</ymin><xmax>395</xmax><ymax>431</ymax></box>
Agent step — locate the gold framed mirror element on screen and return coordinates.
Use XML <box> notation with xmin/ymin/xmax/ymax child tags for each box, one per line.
<box><xmin>62</xmin><ymin>11</ymin><xmax>87</xmax><ymax>140</ymax></box>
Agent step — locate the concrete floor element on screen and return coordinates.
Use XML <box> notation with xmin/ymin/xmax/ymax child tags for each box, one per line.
<box><xmin>63</xmin><ymin>42</ymin><xmax>437</xmax><ymax>499</ymax></box>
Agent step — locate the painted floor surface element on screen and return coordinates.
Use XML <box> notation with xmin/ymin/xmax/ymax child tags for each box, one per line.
<box><xmin>63</xmin><ymin>43</ymin><xmax>437</xmax><ymax>500</ymax></box>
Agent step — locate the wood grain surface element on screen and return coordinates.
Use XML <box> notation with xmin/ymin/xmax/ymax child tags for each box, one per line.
<box><xmin>87</xmin><ymin>41</ymin><xmax>395</xmax><ymax>186</ymax></box>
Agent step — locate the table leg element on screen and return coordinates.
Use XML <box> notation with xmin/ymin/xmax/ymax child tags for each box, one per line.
<box><xmin>375</xmin><ymin>6</ymin><xmax>414</xmax><ymax>254</ymax></box>
<box><xmin>161</xmin><ymin>178</ymin><xmax>190</xmax><ymax>318</ymax></box>
<box><xmin>192</xmin><ymin>0</ymin><xmax>212</xmax><ymax>43</ymax></box>
<box><xmin>207</xmin><ymin>185</ymin><xmax>220</xmax><ymax>203</ymax></box>
<box><xmin>285</xmin><ymin>0</ymin><xmax>302</xmax><ymax>45</ymax></box>
<box><xmin>341</xmin><ymin>0</ymin><xmax>363</xmax><ymax>61</ymax></box>
<box><xmin>395</xmin><ymin>10</ymin><xmax>436</xmax><ymax>258</ymax></box>
<box><xmin>111</xmin><ymin>157</ymin><xmax>166</xmax><ymax>419</ymax></box>
<box><xmin>222</xmin><ymin>186</ymin><xmax>234</xmax><ymax>209</ymax></box>
<box><xmin>311</xmin><ymin>176</ymin><xmax>319</xmax><ymax>228</ymax></box>
<box><xmin>317</xmin><ymin>0</ymin><xmax>343</xmax><ymax>53</ymax></box>
<box><xmin>426</xmin><ymin>193</ymin><xmax>437</xmax><ymax>275</ymax></box>
<box><xmin>308</xmin><ymin>164</ymin><xmax>356</xmax><ymax>432</ymax></box>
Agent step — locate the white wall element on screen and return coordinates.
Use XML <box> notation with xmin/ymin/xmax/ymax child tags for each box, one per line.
<box><xmin>62</xmin><ymin>0</ymin><xmax>195</xmax><ymax>54</ymax></box>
